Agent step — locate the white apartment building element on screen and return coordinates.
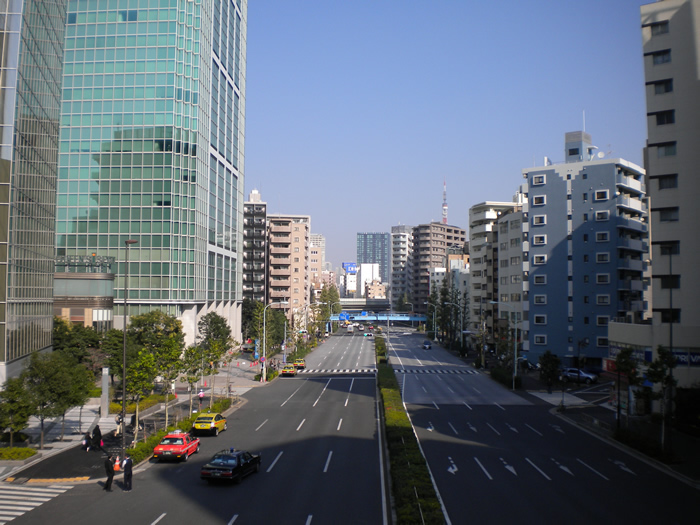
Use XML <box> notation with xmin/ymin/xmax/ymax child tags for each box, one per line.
<box><xmin>391</xmin><ymin>225</ymin><xmax>414</xmax><ymax>308</ymax></box>
<box><xmin>267</xmin><ymin>214</ymin><xmax>310</xmax><ymax>318</ymax></box>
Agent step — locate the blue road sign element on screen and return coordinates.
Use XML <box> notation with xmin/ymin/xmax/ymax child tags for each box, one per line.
<box><xmin>339</xmin><ymin>312</ymin><xmax>349</xmax><ymax>321</ymax></box>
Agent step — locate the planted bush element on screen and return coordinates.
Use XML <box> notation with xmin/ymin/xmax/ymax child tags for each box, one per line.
<box><xmin>0</xmin><ymin>448</ymin><xmax>37</xmax><ymax>461</ymax></box>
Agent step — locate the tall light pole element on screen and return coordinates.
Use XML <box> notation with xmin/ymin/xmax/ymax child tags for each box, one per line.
<box><xmin>444</xmin><ymin>302</ymin><xmax>464</xmax><ymax>351</ymax></box>
<box><xmin>263</xmin><ymin>301</ymin><xmax>288</xmax><ymax>382</ymax></box>
<box><xmin>424</xmin><ymin>301</ymin><xmax>436</xmax><ymax>339</ymax></box>
<box><xmin>122</xmin><ymin>239</ymin><xmax>137</xmax><ymax>461</ymax></box>
<box><xmin>405</xmin><ymin>302</ymin><xmax>414</xmax><ymax>328</ymax></box>
<box><xmin>491</xmin><ymin>301</ymin><xmax>518</xmax><ymax>391</ymax></box>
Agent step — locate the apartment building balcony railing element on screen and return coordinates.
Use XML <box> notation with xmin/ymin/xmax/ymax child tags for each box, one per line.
<box><xmin>242</xmin><ymin>274</ymin><xmax>265</xmax><ymax>283</ymax></box>
<box><xmin>617</xmin><ymin>217</ymin><xmax>648</xmax><ymax>233</ymax></box>
<box><xmin>616</xmin><ymin>196</ymin><xmax>647</xmax><ymax>214</ymax></box>
<box><xmin>617</xmin><ymin>237</ymin><xmax>647</xmax><ymax>253</ymax></box>
<box><xmin>470</xmin><ymin>222</ymin><xmax>495</xmax><ymax>236</ymax></box>
<box><xmin>618</xmin><ymin>279</ymin><xmax>644</xmax><ymax>292</ymax></box>
<box><xmin>270</xmin><ymin>279</ymin><xmax>291</xmax><ymax>287</ymax></box>
<box><xmin>269</xmin><ymin>289</ymin><xmax>290</xmax><ymax>299</ymax></box>
<box><xmin>270</xmin><ymin>245</ymin><xmax>291</xmax><ymax>255</ymax></box>
<box><xmin>617</xmin><ymin>258</ymin><xmax>644</xmax><ymax>272</ymax></box>
<box><xmin>269</xmin><ymin>267</ymin><xmax>290</xmax><ymax>276</ymax></box>
<box><xmin>270</xmin><ymin>223</ymin><xmax>292</xmax><ymax>233</ymax></box>
<box><xmin>270</xmin><ymin>256</ymin><xmax>290</xmax><ymax>265</ymax></box>
<box><xmin>242</xmin><ymin>263</ymin><xmax>265</xmax><ymax>271</ymax></box>
<box><xmin>618</xmin><ymin>300</ymin><xmax>644</xmax><ymax>312</ymax></box>
<box><xmin>616</xmin><ymin>173</ymin><xmax>645</xmax><ymax>194</ymax></box>
<box><xmin>470</xmin><ymin>209</ymin><xmax>501</xmax><ymax>223</ymax></box>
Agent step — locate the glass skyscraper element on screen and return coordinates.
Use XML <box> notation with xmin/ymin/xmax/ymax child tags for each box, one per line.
<box><xmin>356</xmin><ymin>232</ymin><xmax>390</xmax><ymax>285</ymax></box>
<box><xmin>56</xmin><ymin>0</ymin><xmax>246</xmax><ymax>339</ymax></box>
<box><xmin>0</xmin><ymin>0</ymin><xmax>67</xmax><ymax>383</ymax></box>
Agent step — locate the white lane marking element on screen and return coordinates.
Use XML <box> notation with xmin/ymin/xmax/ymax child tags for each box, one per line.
<box><xmin>281</xmin><ymin>381</ymin><xmax>306</xmax><ymax>407</ymax></box>
<box><xmin>305</xmin><ymin>516</ymin><xmax>313</xmax><ymax>525</ymax></box>
<box><xmin>447</xmin><ymin>387</ymin><xmax>455</xmax><ymax>393</ymax></box>
<box><xmin>422</xmin><ymin>386</ymin><xmax>427</xmax><ymax>392</ymax></box>
<box><xmin>255</xmin><ymin>419</ymin><xmax>268</xmax><ymax>432</ymax></box>
<box><xmin>227</xmin><ymin>515</ymin><xmax>239</xmax><ymax>525</ymax></box>
<box><xmin>500</xmin><ymin>457</ymin><xmax>517</xmax><ymax>476</ymax></box>
<box><xmin>375</xmin><ymin>388</ymin><xmax>389</xmax><ymax>525</ymax></box>
<box><xmin>472</xmin><ymin>387</ymin><xmax>481</xmax><ymax>394</ymax></box>
<box><xmin>611</xmin><ymin>459</ymin><xmax>636</xmax><ymax>475</ymax></box>
<box><xmin>551</xmin><ymin>458</ymin><xmax>574</xmax><ymax>476</ymax></box>
<box><xmin>448</xmin><ymin>422</ymin><xmax>458</xmax><ymax>435</ymax></box>
<box><xmin>506</xmin><ymin>422</ymin><xmax>518</xmax><ymax>433</ymax></box>
<box><xmin>313</xmin><ymin>379</ymin><xmax>332</xmax><ymax>407</ymax></box>
<box><xmin>433</xmin><ymin>401</ymin><xmax>440</xmax><ymax>410</ymax></box>
<box><xmin>323</xmin><ymin>451</ymin><xmax>333</xmax><ymax>473</ymax></box>
<box><xmin>337</xmin><ymin>419</ymin><xmax>343</xmax><ymax>431</ymax></box>
<box><xmin>487</xmin><ymin>423</ymin><xmax>500</xmax><ymax>435</ymax></box>
<box><xmin>577</xmin><ymin>458</ymin><xmax>609</xmax><ymax>480</ymax></box>
<box><xmin>525</xmin><ymin>424</ymin><xmax>542</xmax><ymax>436</ymax></box>
<box><xmin>474</xmin><ymin>457</ymin><xmax>493</xmax><ymax>480</ymax></box>
<box><xmin>494</xmin><ymin>403</ymin><xmax>505</xmax><ymax>411</ymax></box>
<box><xmin>345</xmin><ymin>377</ymin><xmax>354</xmax><ymax>406</ymax></box>
<box><xmin>525</xmin><ymin>458</ymin><xmax>551</xmax><ymax>480</ymax></box>
<box><xmin>267</xmin><ymin>451</ymin><xmax>283</xmax><ymax>472</ymax></box>
<box><xmin>467</xmin><ymin>422</ymin><xmax>477</xmax><ymax>432</ymax></box>
<box><xmin>296</xmin><ymin>419</ymin><xmax>306</xmax><ymax>431</ymax></box>
<box><xmin>151</xmin><ymin>514</ymin><xmax>167</xmax><ymax>525</ymax></box>
<box><xmin>463</xmin><ymin>402</ymin><xmax>472</xmax><ymax>410</ymax></box>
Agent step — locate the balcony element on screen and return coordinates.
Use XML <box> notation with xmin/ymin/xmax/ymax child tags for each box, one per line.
<box><xmin>617</xmin><ymin>217</ymin><xmax>648</xmax><ymax>233</ymax></box>
<box><xmin>270</xmin><ymin>268</ymin><xmax>290</xmax><ymax>276</ymax></box>
<box><xmin>470</xmin><ymin>209</ymin><xmax>501</xmax><ymax>223</ymax></box>
<box><xmin>470</xmin><ymin>222</ymin><xmax>494</xmax><ymax>236</ymax></box>
<box><xmin>270</xmin><ymin>256</ymin><xmax>290</xmax><ymax>265</ymax></box>
<box><xmin>616</xmin><ymin>173</ymin><xmax>645</xmax><ymax>194</ymax></box>
<box><xmin>270</xmin><ymin>279</ymin><xmax>291</xmax><ymax>287</ymax></box>
<box><xmin>618</xmin><ymin>279</ymin><xmax>644</xmax><ymax>292</ymax></box>
<box><xmin>617</xmin><ymin>196</ymin><xmax>647</xmax><ymax>214</ymax></box>
<box><xmin>270</xmin><ymin>246</ymin><xmax>291</xmax><ymax>255</ymax></box>
<box><xmin>617</xmin><ymin>258</ymin><xmax>644</xmax><ymax>271</ymax></box>
<box><xmin>618</xmin><ymin>237</ymin><xmax>647</xmax><ymax>253</ymax></box>
<box><xmin>270</xmin><ymin>223</ymin><xmax>292</xmax><ymax>233</ymax></box>
<box><xmin>270</xmin><ymin>289</ymin><xmax>290</xmax><ymax>299</ymax></box>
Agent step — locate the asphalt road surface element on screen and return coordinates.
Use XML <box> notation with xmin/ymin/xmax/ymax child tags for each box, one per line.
<box><xmin>389</xmin><ymin>331</ymin><xmax>699</xmax><ymax>524</ymax></box>
<box><xmin>9</xmin><ymin>334</ymin><xmax>386</xmax><ymax>525</ymax></box>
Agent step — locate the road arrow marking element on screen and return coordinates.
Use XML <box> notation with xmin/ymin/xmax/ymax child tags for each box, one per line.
<box><xmin>467</xmin><ymin>422</ymin><xmax>477</xmax><ymax>433</ymax></box>
<box><xmin>506</xmin><ymin>423</ymin><xmax>519</xmax><ymax>433</ymax></box>
<box><xmin>427</xmin><ymin>422</ymin><xmax>434</xmax><ymax>432</ymax></box>
<box><xmin>551</xmin><ymin>458</ymin><xmax>574</xmax><ymax>476</ymax></box>
<box><xmin>611</xmin><ymin>459</ymin><xmax>636</xmax><ymax>475</ymax></box>
<box><xmin>447</xmin><ymin>456</ymin><xmax>458</xmax><ymax>475</ymax></box>
<box><xmin>500</xmin><ymin>457</ymin><xmax>517</xmax><ymax>476</ymax></box>
<box><xmin>550</xmin><ymin>424</ymin><xmax>565</xmax><ymax>434</ymax></box>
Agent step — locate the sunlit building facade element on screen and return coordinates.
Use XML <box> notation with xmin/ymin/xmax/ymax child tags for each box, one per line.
<box><xmin>0</xmin><ymin>0</ymin><xmax>68</xmax><ymax>383</ymax></box>
<box><xmin>56</xmin><ymin>0</ymin><xmax>247</xmax><ymax>342</ymax></box>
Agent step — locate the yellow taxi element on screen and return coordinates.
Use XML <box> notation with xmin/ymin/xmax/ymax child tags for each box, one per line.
<box><xmin>293</xmin><ymin>358</ymin><xmax>306</xmax><ymax>369</ymax></box>
<box><xmin>281</xmin><ymin>364</ymin><xmax>297</xmax><ymax>377</ymax></box>
<box><xmin>192</xmin><ymin>413</ymin><xmax>227</xmax><ymax>436</ymax></box>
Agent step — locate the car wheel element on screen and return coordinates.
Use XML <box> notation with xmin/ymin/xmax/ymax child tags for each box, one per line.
<box><xmin>255</xmin><ymin>462</ymin><xmax>260</xmax><ymax>473</ymax></box>
<box><xmin>585</xmin><ymin>378</ymin><xmax>592</xmax><ymax>385</ymax></box>
<box><xmin>224</xmin><ymin>423</ymin><xmax>227</xmax><ymax>431</ymax></box>
<box><xmin>196</xmin><ymin>443</ymin><xmax>200</xmax><ymax>453</ymax></box>
<box><xmin>183</xmin><ymin>452</ymin><xmax>189</xmax><ymax>462</ymax></box>
<box><xmin>214</xmin><ymin>427</ymin><xmax>219</xmax><ymax>437</ymax></box>
<box><xmin>235</xmin><ymin>473</ymin><xmax>242</xmax><ymax>484</ymax></box>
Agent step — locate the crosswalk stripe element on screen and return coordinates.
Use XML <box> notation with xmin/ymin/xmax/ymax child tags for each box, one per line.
<box><xmin>0</xmin><ymin>484</ymin><xmax>72</xmax><ymax>524</ymax></box>
<box><xmin>395</xmin><ymin>368</ymin><xmax>478</xmax><ymax>374</ymax></box>
<box><xmin>297</xmin><ymin>368</ymin><xmax>377</xmax><ymax>374</ymax></box>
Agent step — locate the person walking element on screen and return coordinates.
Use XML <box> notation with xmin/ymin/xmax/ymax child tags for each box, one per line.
<box><xmin>92</xmin><ymin>425</ymin><xmax>103</xmax><ymax>452</ymax></box>
<box><xmin>122</xmin><ymin>453</ymin><xmax>133</xmax><ymax>492</ymax></box>
<box><xmin>82</xmin><ymin>432</ymin><xmax>92</xmax><ymax>452</ymax></box>
<box><xmin>103</xmin><ymin>455</ymin><xmax>115</xmax><ymax>492</ymax></box>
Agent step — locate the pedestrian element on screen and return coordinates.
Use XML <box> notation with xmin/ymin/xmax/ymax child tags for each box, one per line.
<box><xmin>92</xmin><ymin>425</ymin><xmax>103</xmax><ymax>452</ymax></box>
<box><xmin>82</xmin><ymin>432</ymin><xmax>92</xmax><ymax>452</ymax></box>
<box><xmin>115</xmin><ymin>414</ymin><xmax>123</xmax><ymax>435</ymax></box>
<box><xmin>104</xmin><ymin>455</ymin><xmax>115</xmax><ymax>491</ymax></box>
<box><xmin>122</xmin><ymin>453</ymin><xmax>133</xmax><ymax>492</ymax></box>
<box><xmin>198</xmin><ymin>389</ymin><xmax>204</xmax><ymax>408</ymax></box>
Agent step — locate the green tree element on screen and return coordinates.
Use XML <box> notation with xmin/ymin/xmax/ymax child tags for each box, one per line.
<box><xmin>0</xmin><ymin>377</ymin><xmax>33</xmax><ymax>447</ymax></box>
<box><xmin>180</xmin><ymin>344</ymin><xmax>205</xmax><ymax>415</ymax></box>
<box><xmin>56</xmin><ymin>361</ymin><xmax>93</xmax><ymax>440</ymax></box>
<box><xmin>646</xmin><ymin>345</ymin><xmax>677</xmax><ymax>454</ymax></box>
<box><xmin>614</xmin><ymin>348</ymin><xmax>640</xmax><ymax>429</ymax></box>
<box><xmin>101</xmin><ymin>328</ymin><xmax>139</xmax><ymax>385</ymax></box>
<box><xmin>539</xmin><ymin>351</ymin><xmax>561</xmax><ymax>394</ymax></box>
<box><xmin>125</xmin><ymin>349</ymin><xmax>157</xmax><ymax>443</ymax></box>
<box><xmin>22</xmin><ymin>352</ymin><xmax>75</xmax><ymax>448</ymax></box>
<box><xmin>53</xmin><ymin>317</ymin><xmax>103</xmax><ymax>373</ymax></box>
<box><xmin>199</xmin><ymin>312</ymin><xmax>235</xmax><ymax>403</ymax></box>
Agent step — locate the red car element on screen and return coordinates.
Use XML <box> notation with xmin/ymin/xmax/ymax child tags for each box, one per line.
<box><xmin>153</xmin><ymin>430</ymin><xmax>200</xmax><ymax>462</ymax></box>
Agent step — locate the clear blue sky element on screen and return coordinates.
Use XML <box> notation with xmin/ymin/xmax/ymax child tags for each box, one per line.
<box><xmin>244</xmin><ymin>1</ymin><xmax>649</xmax><ymax>269</ymax></box>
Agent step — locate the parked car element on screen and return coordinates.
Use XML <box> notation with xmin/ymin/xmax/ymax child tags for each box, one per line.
<box><xmin>422</xmin><ymin>340</ymin><xmax>432</xmax><ymax>350</ymax></box>
<box><xmin>153</xmin><ymin>430</ymin><xmax>200</xmax><ymax>462</ymax></box>
<box><xmin>192</xmin><ymin>413</ymin><xmax>227</xmax><ymax>436</ymax></box>
<box><xmin>559</xmin><ymin>367</ymin><xmax>598</xmax><ymax>384</ymax></box>
<box><xmin>200</xmin><ymin>448</ymin><xmax>261</xmax><ymax>484</ymax></box>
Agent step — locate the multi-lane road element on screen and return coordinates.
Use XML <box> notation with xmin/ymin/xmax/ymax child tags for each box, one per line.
<box><xmin>11</xmin><ymin>333</ymin><xmax>386</xmax><ymax>525</ymax></box>
<box><xmin>8</xmin><ymin>329</ymin><xmax>699</xmax><ymax>524</ymax></box>
<box><xmin>387</xmin><ymin>331</ymin><xmax>699</xmax><ymax>524</ymax></box>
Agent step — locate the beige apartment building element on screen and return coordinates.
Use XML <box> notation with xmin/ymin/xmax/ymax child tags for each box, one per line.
<box><xmin>267</xmin><ymin>214</ymin><xmax>310</xmax><ymax>319</ymax></box>
<box><xmin>609</xmin><ymin>0</ymin><xmax>700</xmax><ymax>387</ymax></box>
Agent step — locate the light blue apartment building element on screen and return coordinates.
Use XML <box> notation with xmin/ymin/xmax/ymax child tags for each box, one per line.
<box><xmin>56</xmin><ymin>0</ymin><xmax>247</xmax><ymax>339</ymax></box>
<box><xmin>522</xmin><ymin>132</ymin><xmax>648</xmax><ymax>367</ymax></box>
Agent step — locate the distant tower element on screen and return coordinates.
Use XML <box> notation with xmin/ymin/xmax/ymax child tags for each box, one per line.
<box><xmin>442</xmin><ymin>179</ymin><xmax>448</xmax><ymax>224</ymax></box>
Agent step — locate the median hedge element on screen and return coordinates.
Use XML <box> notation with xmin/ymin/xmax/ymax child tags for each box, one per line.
<box><xmin>375</xmin><ymin>336</ymin><xmax>444</xmax><ymax>524</ymax></box>
<box><xmin>0</xmin><ymin>447</ymin><xmax>37</xmax><ymax>461</ymax></box>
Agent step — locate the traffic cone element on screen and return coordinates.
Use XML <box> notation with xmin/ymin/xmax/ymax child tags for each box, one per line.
<box><xmin>114</xmin><ymin>455</ymin><xmax>121</xmax><ymax>472</ymax></box>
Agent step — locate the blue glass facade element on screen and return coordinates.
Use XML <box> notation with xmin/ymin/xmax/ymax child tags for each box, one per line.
<box><xmin>56</xmin><ymin>0</ymin><xmax>246</xmax><ymax>331</ymax></box>
<box><xmin>0</xmin><ymin>0</ymin><xmax>67</xmax><ymax>381</ymax></box>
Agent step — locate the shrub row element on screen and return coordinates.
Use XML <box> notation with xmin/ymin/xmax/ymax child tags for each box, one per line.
<box><xmin>128</xmin><ymin>396</ymin><xmax>232</xmax><ymax>465</ymax></box>
<box><xmin>489</xmin><ymin>366</ymin><xmax>522</xmax><ymax>389</ymax></box>
<box><xmin>0</xmin><ymin>447</ymin><xmax>37</xmax><ymax>461</ymax></box>
<box><xmin>375</xmin><ymin>336</ymin><xmax>444</xmax><ymax>524</ymax></box>
<box><xmin>109</xmin><ymin>393</ymin><xmax>177</xmax><ymax>415</ymax></box>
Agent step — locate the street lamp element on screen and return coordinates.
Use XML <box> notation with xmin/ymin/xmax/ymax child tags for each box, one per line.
<box><xmin>263</xmin><ymin>301</ymin><xmax>288</xmax><ymax>382</ymax></box>
<box><xmin>121</xmin><ymin>239</ymin><xmax>137</xmax><ymax>461</ymax></box>
<box><xmin>490</xmin><ymin>301</ymin><xmax>518</xmax><ymax>391</ymax></box>
<box><xmin>444</xmin><ymin>302</ymin><xmax>464</xmax><ymax>352</ymax></box>
<box><xmin>424</xmin><ymin>301</ymin><xmax>436</xmax><ymax>339</ymax></box>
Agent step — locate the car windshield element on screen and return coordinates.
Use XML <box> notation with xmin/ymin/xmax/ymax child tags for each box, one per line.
<box><xmin>161</xmin><ymin>438</ymin><xmax>183</xmax><ymax>445</ymax></box>
<box><xmin>211</xmin><ymin>456</ymin><xmax>237</xmax><ymax>467</ymax></box>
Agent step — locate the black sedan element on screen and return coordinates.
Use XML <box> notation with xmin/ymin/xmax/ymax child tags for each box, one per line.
<box><xmin>200</xmin><ymin>448</ymin><xmax>261</xmax><ymax>484</ymax></box>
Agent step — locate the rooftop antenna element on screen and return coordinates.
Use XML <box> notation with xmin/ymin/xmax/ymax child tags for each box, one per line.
<box><xmin>442</xmin><ymin>178</ymin><xmax>448</xmax><ymax>225</ymax></box>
